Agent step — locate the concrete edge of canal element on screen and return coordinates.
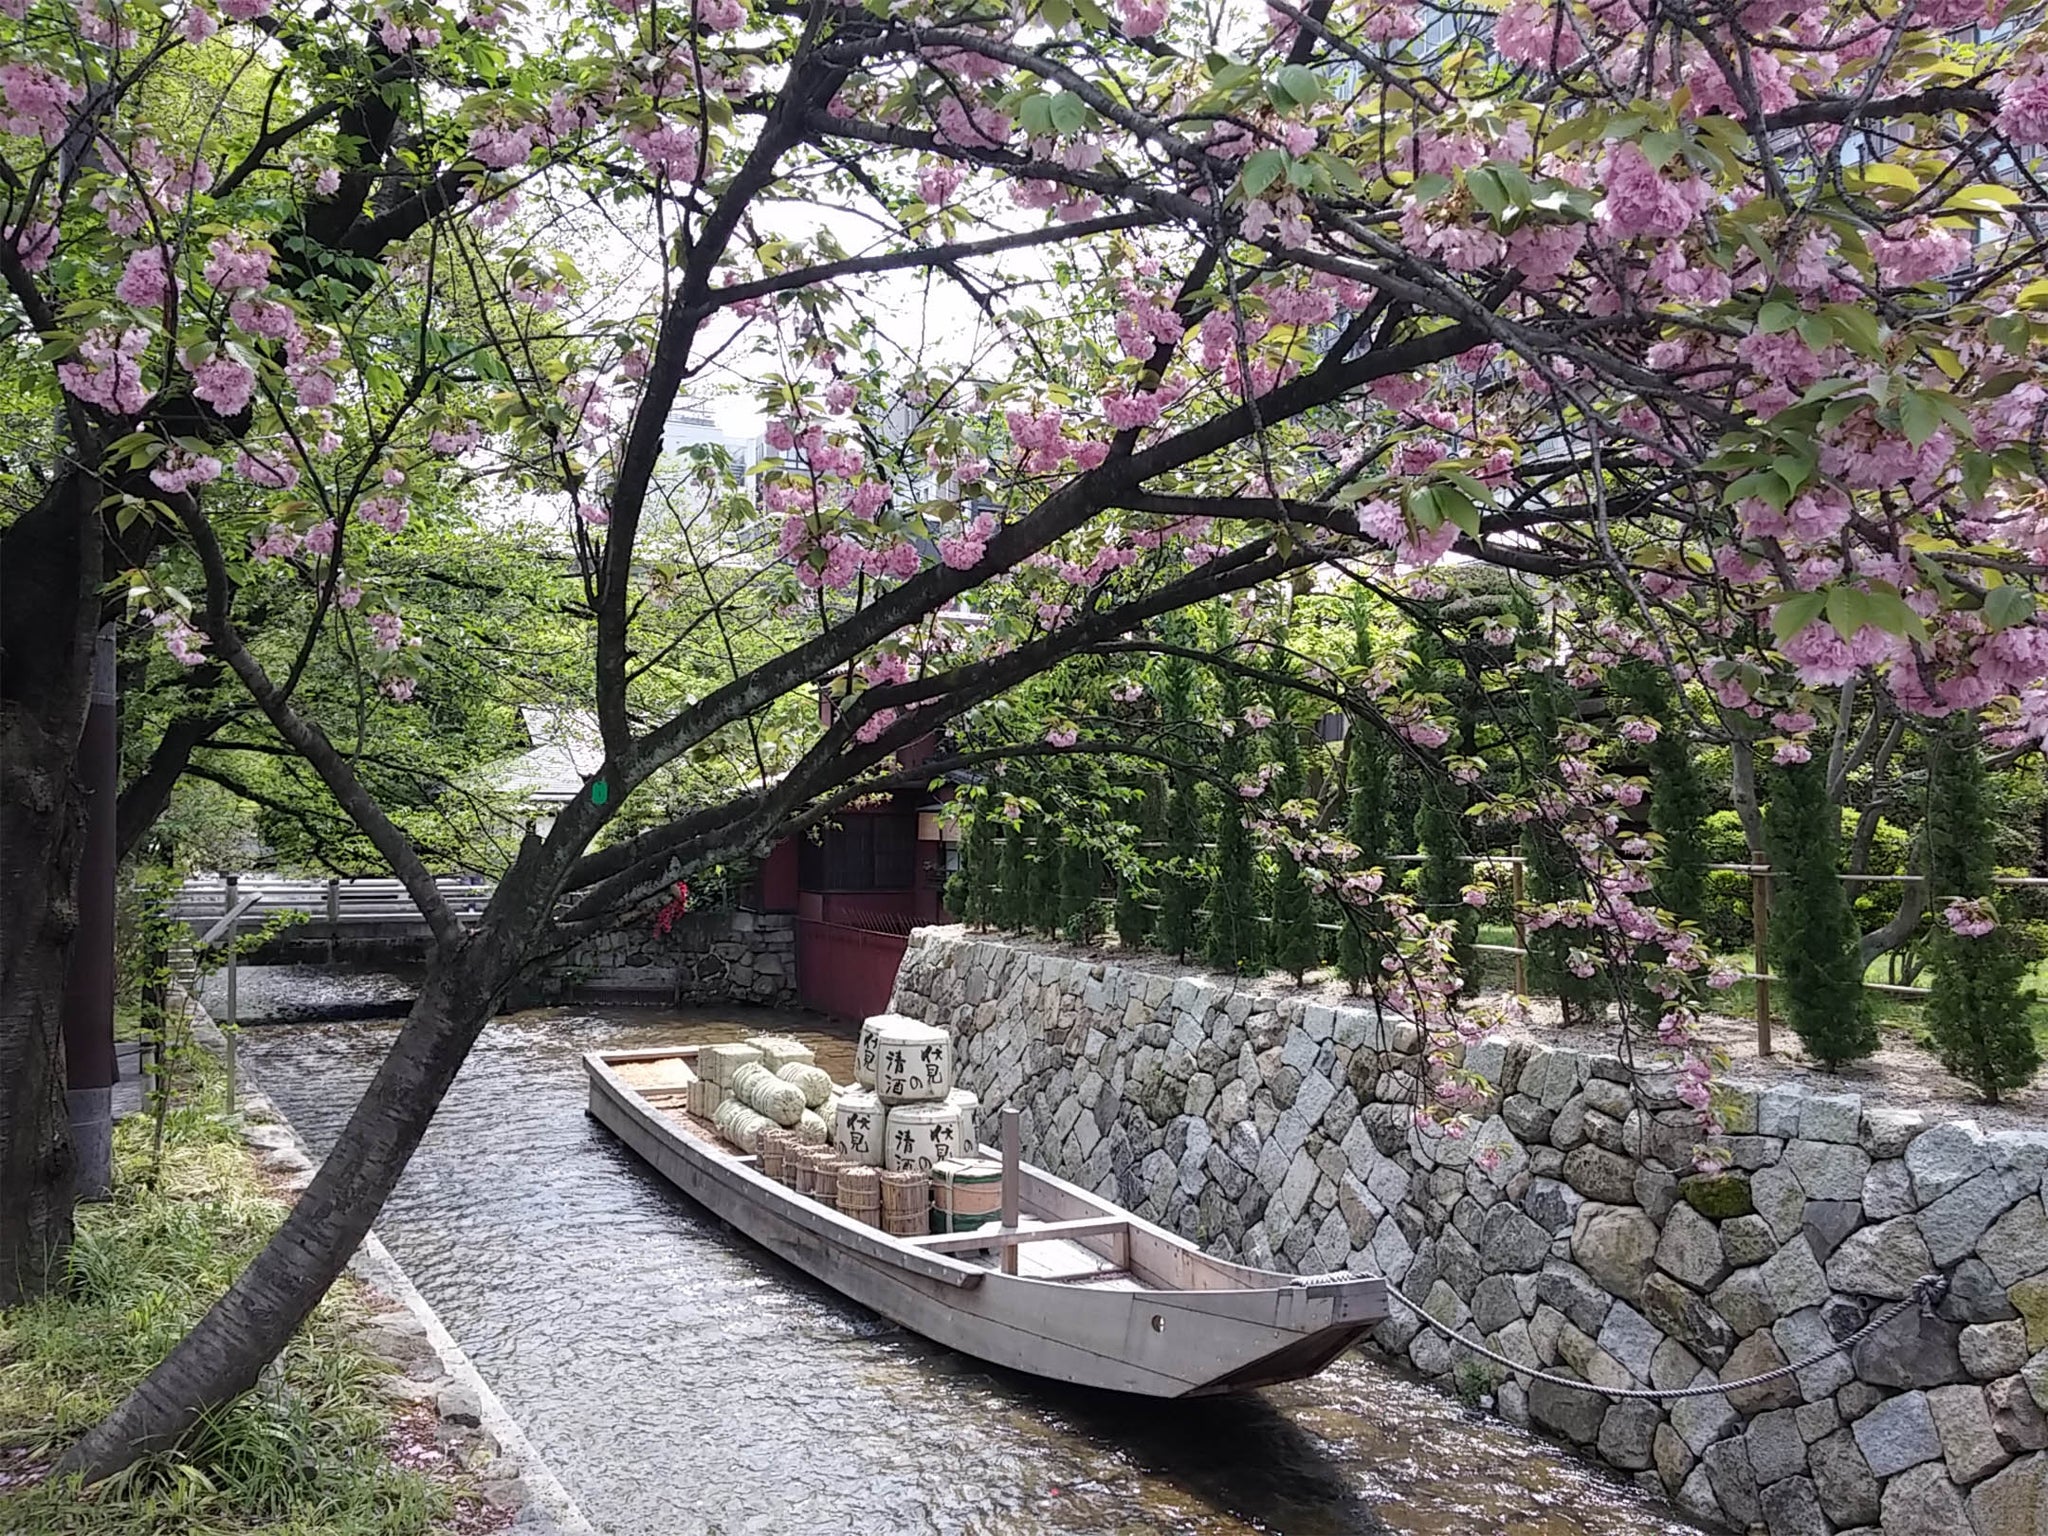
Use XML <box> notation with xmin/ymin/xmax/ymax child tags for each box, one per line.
<box><xmin>175</xmin><ymin>986</ymin><xmax>599</xmax><ymax>1536</ymax></box>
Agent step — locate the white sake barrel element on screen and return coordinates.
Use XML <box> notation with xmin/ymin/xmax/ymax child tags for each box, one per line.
<box><xmin>873</xmin><ymin>1018</ymin><xmax>952</xmax><ymax>1104</ymax></box>
<box><xmin>885</xmin><ymin>1101</ymin><xmax>968</xmax><ymax>1173</ymax></box>
<box><xmin>857</xmin><ymin>1012</ymin><xmax>919</xmax><ymax>1089</ymax></box>
<box><xmin>833</xmin><ymin>1089</ymin><xmax>886</xmax><ymax>1167</ymax></box>
<box><xmin>945</xmin><ymin>1088</ymin><xmax>981</xmax><ymax>1153</ymax></box>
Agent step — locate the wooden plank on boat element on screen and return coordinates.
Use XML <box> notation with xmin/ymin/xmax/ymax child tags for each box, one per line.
<box><xmin>903</xmin><ymin>1217</ymin><xmax>1131</xmax><ymax>1254</ymax></box>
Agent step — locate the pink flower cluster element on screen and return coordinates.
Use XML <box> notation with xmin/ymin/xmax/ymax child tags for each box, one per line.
<box><xmin>918</xmin><ymin>163</ymin><xmax>966</xmax><ymax>206</ymax></box>
<box><xmin>1944</xmin><ymin>898</ymin><xmax>1999</xmax><ymax>938</ymax></box>
<box><xmin>1869</xmin><ymin>220</ymin><xmax>1971</xmax><ymax>287</ymax></box>
<box><xmin>250</xmin><ymin>522</ymin><xmax>301</xmax><ymax>561</ymax></box>
<box><xmin>203</xmin><ymin>234</ymin><xmax>272</xmax><ymax>292</ymax></box>
<box><xmin>1</xmin><ymin>63</ymin><xmax>79</xmax><ymax>147</ymax></box>
<box><xmin>1006</xmin><ymin>407</ymin><xmax>1074</xmax><ymax>472</ymax></box>
<box><xmin>359</xmin><ymin>496</ymin><xmax>410</xmax><ymax>534</ymax></box>
<box><xmin>191</xmin><ymin>355</ymin><xmax>256</xmax><ymax>416</ymax></box>
<box><xmin>152</xmin><ymin>609</ymin><xmax>209</xmax><ymax>666</ymax></box>
<box><xmin>935</xmin><ymin>96</ymin><xmax>1012</xmax><ymax>149</ymax></box>
<box><xmin>116</xmin><ymin>247</ymin><xmax>174</xmax><ymax>309</ymax></box>
<box><xmin>1115</xmin><ymin>0</ymin><xmax>1166</xmax><ymax>34</ymax></box>
<box><xmin>1114</xmin><ymin>284</ymin><xmax>1185</xmax><ymax>359</ymax></box>
<box><xmin>237</xmin><ymin>447</ymin><xmax>300</xmax><ymax>494</ymax></box>
<box><xmin>938</xmin><ymin>510</ymin><xmax>998</xmax><ymax>571</ymax></box>
<box><xmin>1999</xmin><ymin>68</ymin><xmax>2048</xmax><ymax>145</ymax></box>
<box><xmin>624</xmin><ymin>120</ymin><xmax>705</xmax><ymax>180</ymax></box>
<box><xmin>58</xmin><ymin>327</ymin><xmax>153</xmax><ymax>416</ymax></box>
<box><xmin>150</xmin><ymin>449</ymin><xmax>223</xmax><ymax>494</ymax></box>
<box><xmin>470</xmin><ymin>118</ymin><xmax>546</xmax><ymax>169</ymax></box>
<box><xmin>1493</xmin><ymin>0</ymin><xmax>1584</xmax><ymax>68</ymax></box>
<box><xmin>1596</xmin><ymin>143</ymin><xmax>1713</xmax><ymax>241</ymax></box>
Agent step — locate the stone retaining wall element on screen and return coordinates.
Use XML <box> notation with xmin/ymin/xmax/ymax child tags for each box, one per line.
<box><xmin>890</xmin><ymin>929</ymin><xmax>2048</xmax><ymax>1536</ymax></box>
<box><xmin>546</xmin><ymin>909</ymin><xmax>796</xmax><ymax>1007</ymax></box>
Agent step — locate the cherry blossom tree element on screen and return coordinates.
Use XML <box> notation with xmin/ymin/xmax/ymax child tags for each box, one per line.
<box><xmin>4</xmin><ymin>0</ymin><xmax>2048</xmax><ymax>1482</ymax></box>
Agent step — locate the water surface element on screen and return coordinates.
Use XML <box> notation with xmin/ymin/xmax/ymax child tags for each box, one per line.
<box><xmin>245</xmin><ymin>1007</ymin><xmax>1699</xmax><ymax>1536</ymax></box>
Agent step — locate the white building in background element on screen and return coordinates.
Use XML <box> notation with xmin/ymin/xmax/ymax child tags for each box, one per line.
<box><xmin>475</xmin><ymin>706</ymin><xmax>605</xmax><ymax>838</ymax></box>
<box><xmin>662</xmin><ymin>405</ymin><xmax>765</xmax><ymax>470</ymax></box>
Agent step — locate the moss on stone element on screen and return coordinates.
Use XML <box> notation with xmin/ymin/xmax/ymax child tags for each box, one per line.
<box><xmin>1679</xmin><ymin>1172</ymin><xmax>1755</xmax><ymax>1220</ymax></box>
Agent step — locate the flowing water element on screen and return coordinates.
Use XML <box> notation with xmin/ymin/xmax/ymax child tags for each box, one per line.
<box><xmin>244</xmin><ymin>1007</ymin><xmax>1701</xmax><ymax>1536</ymax></box>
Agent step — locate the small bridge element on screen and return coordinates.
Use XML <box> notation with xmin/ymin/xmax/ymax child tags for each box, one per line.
<box><xmin>171</xmin><ymin>874</ymin><xmax>495</xmax><ymax>964</ymax></box>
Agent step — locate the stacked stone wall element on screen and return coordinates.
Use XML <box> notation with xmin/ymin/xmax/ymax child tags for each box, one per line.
<box><xmin>891</xmin><ymin>929</ymin><xmax>2048</xmax><ymax>1536</ymax></box>
<box><xmin>545</xmin><ymin>909</ymin><xmax>796</xmax><ymax>1006</ymax></box>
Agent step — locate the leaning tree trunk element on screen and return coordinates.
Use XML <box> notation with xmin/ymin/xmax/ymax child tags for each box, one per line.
<box><xmin>1</xmin><ymin>472</ymin><xmax>100</xmax><ymax>1307</ymax></box>
<box><xmin>54</xmin><ymin>894</ymin><xmax>542</xmax><ymax>1480</ymax></box>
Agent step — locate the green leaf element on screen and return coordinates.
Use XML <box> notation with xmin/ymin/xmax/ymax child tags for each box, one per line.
<box><xmin>1858</xmin><ymin>586</ymin><xmax>1929</xmax><ymax>643</ymax></box>
<box><xmin>1640</xmin><ymin>129</ymin><xmax>1684</xmax><ymax>169</ymax></box>
<box><xmin>1017</xmin><ymin>93</ymin><xmax>1054</xmax><ymax>137</ymax></box>
<box><xmin>1943</xmin><ymin>183</ymin><xmax>2021</xmax><ymax>214</ymax></box>
<box><xmin>1825</xmin><ymin>585</ymin><xmax>1872</xmax><ymax>641</ymax></box>
<box><xmin>1465</xmin><ymin>165</ymin><xmax>1511</xmax><ymax>219</ymax></box>
<box><xmin>1241</xmin><ymin>148</ymin><xmax>1286</xmax><ymax>197</ymax></box>
<box><xmin>1048</xmin><ymin>92</ymin><xmax>1086</xmax><ymax>136</ymax></box>
<box><xmin>1756</xmin><ymin>301</ymin><xmax>1799</xmax><ymax>335</ymax></box>
<box><xmin>1857</xmin><ymin>161</ymin><xmax>1921</xmax><ymax>193</ymax></box>
<box><xmin>1899</xmin><ymin>389</ymin><xmax>1943</xmax><ymax>449</ymax></box>
<box><xmin>1821</xmin><ymin>303</ymin><xmax>1884</xmax><ymax>358</ymax></box>
<box><xmin>1770</xmin><ymin>589</ymin><xmax>1829</xmax><ymax>644</ymax></box>
<box><xmin>1276</xmin><ymin>65</ymin><xmax>1322</xmax><ymax>107</ymax></box>
<box><xmin>1726</xmin><ymin>468</ymin><xmax>1793</xmax><ymax>509</ymax></box>
<box><xmin>1987</xmin><ymin>313</ymin><xmax>2032</xmax><ymax>353</ymax></box>
<box><xmin>1984</xmin><ymin>583</ymin><xmax>2035</xmax><ymax>632</ymax></box>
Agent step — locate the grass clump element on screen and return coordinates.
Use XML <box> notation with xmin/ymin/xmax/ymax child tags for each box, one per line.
<box><xmin>0</xmin><ymin>1076</ymin><xmax>449</xmax><ymax>1536</ymax></box>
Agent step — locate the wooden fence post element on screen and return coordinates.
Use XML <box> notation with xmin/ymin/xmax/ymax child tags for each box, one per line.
<box><xmin>1510</xmin><ymin>858</ymin><xmax>1528</xmax><ymax>997</ymax></box>
<box><xmin>1751</xmin><ymin>867</ymin><xmax>1773</xmax><ymax>1057</ymax></box>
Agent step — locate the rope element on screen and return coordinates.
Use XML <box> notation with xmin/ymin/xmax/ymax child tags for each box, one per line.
<box><xmin>1332</xmin><ymin>1270</ymin><xmax>1951</xmax><ymax>1401</ymax></box>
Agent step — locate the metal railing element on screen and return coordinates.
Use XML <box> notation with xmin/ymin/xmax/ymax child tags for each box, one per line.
<box><xmin>171</xmin><ymin>873</ymin><xmax>495</xmax><ymax>935</ymax></box>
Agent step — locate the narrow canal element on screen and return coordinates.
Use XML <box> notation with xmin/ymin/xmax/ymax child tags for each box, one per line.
<box><xmin>245</xmin><ymin>1006</ymin><xmax>1700</xmax><ymax>1536</ymax></box>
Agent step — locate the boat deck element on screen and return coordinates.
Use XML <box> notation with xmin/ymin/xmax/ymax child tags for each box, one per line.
<box><xmin>640</xmin><ymin>1086</ymin><xmax>1142</xmax><ymax>1288</ymax></box>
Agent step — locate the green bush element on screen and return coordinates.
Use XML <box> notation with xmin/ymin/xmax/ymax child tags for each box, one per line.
<box><xmin>1924</xmin><ymin>718</ymin><xmax>2042</xmax><ymax>1100</ymax></box>
<box><xmin>1764</xmin><ymin>756</ymin><xmax>1878</xmax><ymax>1068</ymax></box>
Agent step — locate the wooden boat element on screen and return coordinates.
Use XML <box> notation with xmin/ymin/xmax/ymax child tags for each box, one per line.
<box><xmin>585</xmin><ymin>1046</ymin><xmax>1387</xmax><ymax>1397</ymax></box>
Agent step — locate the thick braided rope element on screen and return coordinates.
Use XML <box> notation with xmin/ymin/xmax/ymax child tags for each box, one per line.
<box><xmin>1305</xmin><ymin>1270</ymin><xmax>1950</xmax><ymax>1401</ymax></box>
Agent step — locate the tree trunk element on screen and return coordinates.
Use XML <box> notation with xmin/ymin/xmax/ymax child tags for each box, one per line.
<box><xmin>54</xmin><ymin>904</ymin><xmax>533</xmax><ymax>1479</ymax></box>
<box><xmin>1</xmin><ymin>472</ymin><xmax>99</xmax><ymax>1306</ymax></box>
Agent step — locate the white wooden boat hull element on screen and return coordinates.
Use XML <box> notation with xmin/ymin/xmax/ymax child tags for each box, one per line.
<box><xmin>585</xmin><ymin>1048</ymin><xmax>1384</xmax><ymax>1398</ymax></box>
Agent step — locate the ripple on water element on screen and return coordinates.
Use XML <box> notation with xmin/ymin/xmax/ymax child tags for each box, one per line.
<box><xmin>243</xmin><ymin>1007</ymin><xmax>1703</xmax><ymax>1536</ymax></box>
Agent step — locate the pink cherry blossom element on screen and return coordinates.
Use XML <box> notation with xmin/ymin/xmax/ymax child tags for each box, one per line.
<box><xmin>150</xmin><ymin>450</ymin><xmax>223</xmax><ymax>494</ymax></box>
<box><xmin>1</xmin><ymin>64</ymin><xmax>80</xmax><ymax>146</ymax></box>
<box><xmin>358</xmin><ymin>495</ymin><xmax>410</xmax><ymax>534</ymax></box>
<box><xmin>116</xmin><ymin>247</ymin><xmax>174</xmax><ymax>309</ymax></box>
<box><xmin>58</xmin><ymin>328</ymin><xmax>153</xmax><ymax>416</ymax></box>
<box><xmin>203</xmin><ymin>234</ymin><xmax>271</xmax><ymax>291</ymax></box>
<box><xmin>1596</xmin><ymin>142</ymin><xmax>1712</xmax><ymax>241</ymax></box>
<box><xmin>191</xmin><ymin>356</ymin><xmax>256</xmax><ymax>416</ymax></box>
